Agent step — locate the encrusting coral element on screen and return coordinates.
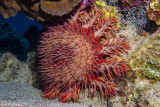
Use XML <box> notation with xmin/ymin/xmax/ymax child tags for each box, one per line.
<box><xmin>38</xmin><ymin>4</ymin><xmax>130</xmax><ymax>102</ymax></box>
<box><xmin>0</xmin><ymin>52</ymin><xmax>33</xmax><ymax>83</ymax></box>
<box><xmin>140</xmin><ymin>58</ymin><xmax>160</xmax><ymax>80</ymax></box>
<box><xmin>147</xmin><ymin>0</ymin><xmax>160</xmax><ymax>25</ymax></box>
<box><xmin>128</xmin><ymin>29</ymin><xmax>160</xmax><ymax>80</ymax></box>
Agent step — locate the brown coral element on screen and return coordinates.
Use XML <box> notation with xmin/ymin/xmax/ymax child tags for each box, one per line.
<box><xmin>148</xmin><ymin>8</ymin><xmax>160</xmax><ymax>25</ymax></box>
<box><xmin>0</xmin><ymin>0</ymin><xmax>21</xmax><ymax>18</ymax></box>
<box><xmin>0</xmin><ymin>0</ymin><xmax>82</xmax><ymax>22</ymax></box>
<box><xmin>40</xmin><ymin>0</ymin><xmax>82</xmax><ymax>16</ymax></box>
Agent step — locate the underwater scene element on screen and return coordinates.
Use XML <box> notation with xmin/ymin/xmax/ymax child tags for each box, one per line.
<box><xmin>0</xmin><ymin>0</ymin><xmax>159</xmax><ymax>106</ymax></box>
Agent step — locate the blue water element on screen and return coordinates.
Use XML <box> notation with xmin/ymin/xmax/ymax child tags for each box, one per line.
<box><xmin>0</xmin><ymin>12</ymin><xmax>43</xmax><ymax>37</ymax></box>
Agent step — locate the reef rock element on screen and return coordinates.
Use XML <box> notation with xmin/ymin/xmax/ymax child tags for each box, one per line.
<box><xmin>0</xmin><ymin>53</ymin><xmax>32</xmax><ymax>83</ymax></box>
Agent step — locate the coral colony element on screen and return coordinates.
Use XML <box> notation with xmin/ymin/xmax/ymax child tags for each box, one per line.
<box><xmin>117</xmin><ymin>0</ymin><xmax>149</xmax><ymax>28</ymax></box>
<box><xmin>38</xmin><ymin>4</ymin><xmax>130</xmax><ymax>102</ymax></box>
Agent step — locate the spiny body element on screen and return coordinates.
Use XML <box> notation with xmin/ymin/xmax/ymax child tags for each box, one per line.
<box><xmin>38</xmin><ymin>6</ymin><xmax>130</xmax><ymax>102</ymax></box>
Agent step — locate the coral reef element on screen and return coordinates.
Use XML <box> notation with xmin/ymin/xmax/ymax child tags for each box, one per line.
<box><xmin>125</xmin><ymin>6</ymin><xmax>148</xmax><ymax>28</ymax></box>
<box><xmin>0</xmin><ymin>22</ymin><xmax>29</xmax><ymax>61</ymax></box>
<box><xmin>116</xmin><ymin>0</ymin><xmax>159</xmax><ymax>34</ymax></box>
<box><xmin>107</xmin><ymin>23</ymin><xmax>160</xmax><ymax>106</ymax></box>
<box><xmin>0</xmin><ymin>1</ymin><xmax>160</xmax><ymax>106</ymax></box>
<box><xmin>121</xmin><ymin>77</ymin><xmax>160</xmax><ymax>107</ymax></box>
<box><xmin>139</xmin><ymin>58</ymin><xmax>160</xmax><ymax>80</ymax></box>
<box><xmin>135</xmin><ymin>79</ymin><xmax>160</xmax><ymax>106</ymax></box>
<box><xmin>40</xmin><ymin>0</ymin><xmax>82</xmax><ymax>16</ymax></box>
<box><xmin>148</xmin><ymin>9</ymin><xmax>160</xmax><ymax>25</ymax></box>
<box><xmin>93</xmin><ymin>0</ymin><xmax>121</xmax><ymax>39</ymax></box>
<box><xmin>149</xmin><ymin>0</ymin><xmax>160</xmax><ymax>11</ymax></box>
<box><xmin>0</xmin><ymin>0</ymin><xmax>21</xmax><ymax>19</ymax></box>
<box><xmin>147</xmin><ymin>0</ymin><xmax>160</xmax><ymax>25</ymax></box>
<box><xmin>95</xmin><ymin>0</ymin><xmax>120</xmax><ymax>26</ymax></box>
<box><xmin>106</xmin><ymin>66</ymin><xmax>160</xmax><ymax>107</ymax></box>
<box><xmin>0</xmin><ymin>0</ymin><xmax>83</xmax><ymax>22</ymax></box>
<box><xmin>0</xmin><ymin>53</ymin><xmax>32</xmax><ymax>83</ymax></box>
<box><xmin>38</xmin><ymin>5</ymin><xmax>130</xmax><ymax>102</ymax></box>
<box><xmin>127</xmin><ymin>28</ymin><xmax>160</xmax><ymax>80</ymax></box>
<box><xmin>117</xmin><ymin>0</ymin><xmax>148</xmax><ymax>28</ymax></box>
<box><xmin>117</xmin><ymin>0</ymin><xmax>148</xmax><ymax>10</ymax></box>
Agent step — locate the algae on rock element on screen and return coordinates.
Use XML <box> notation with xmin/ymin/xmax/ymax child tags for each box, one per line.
<box><xmin>0</xmin><ymin>53</ymin><xmax>33</xmax><ymax>83</ymax></box>
<box><xmin>127</xmin><ymin>29</ymin><xmax>160</xmax><ymax>80</ymax></box>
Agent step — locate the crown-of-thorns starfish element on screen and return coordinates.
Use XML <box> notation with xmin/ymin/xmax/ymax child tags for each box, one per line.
<box><xmin>38</xmin><ymin>5</ymin><xmax>130</xmax><ymax>102</ymax></box>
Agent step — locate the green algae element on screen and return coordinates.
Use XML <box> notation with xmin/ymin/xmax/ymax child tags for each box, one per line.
<box><xmin>128</xmin><ymin>29</ymin><xmax>160</xmax><ymax>81</ymax></box>
<box><xmin>139</xmin><ymin>57</ymin><xmax>160</xmax><ymax>80</ymax></box>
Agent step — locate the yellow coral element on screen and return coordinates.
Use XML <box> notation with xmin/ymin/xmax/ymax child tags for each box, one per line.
<box><xmin>95</xmin><ymin>0</ymin><xmax>120</xmax><ymax>28</ymax></box>
<box><xmin>150</xmin><ymin>0</ymin><xmax>160</xmax><ymax>11</ymax></box>
<box><xmin>148</xmin><ymin>0</ymin><xmax>160</xmax><ymax>25</ymax></box>
<box><xmin>95</xmin><ymin>0</ymin><xmax>106</xmax><ymax>7</ymax></box>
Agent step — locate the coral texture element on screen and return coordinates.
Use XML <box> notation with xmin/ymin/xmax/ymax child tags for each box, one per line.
<box><xmin>117</xmin><ymin>0</ymin><xmax>148</xmax><ymax>10</ymax></box>
<box><xmin>0</xmin><ymin>53</ymin><xmax>32</xmax><ymax>83</ymax></box>
<box><xmin>125</xmin><ymin>6</ymin><xmax>148</xmax><ymax>28</ymax></box>
<box><xmin>0</xmin><ymin>0</ymin><xmax>21</xmax><ymax>19</ymax></box>
<box><xmin>40</xmin><ymin>0</ymin><xmax>82</xmax><ymax>16</ymax></box>
<box><xmin>140</xmin><ymin>58</ymin><xmax>160</xmax><ymax>80</ymax></box>
<box><xmin>129</xmin><ymin>30</ymin><xmax>160</xmax><ymax>80</ymax></box>
<box><xmin>116</xmin><ymin>0</ymin><xmax>159</xmax><ymax>34</ymax></box>
<box><xmin>128</xmin><ymin>29</ymin><xmax>160</xmax><ymax>80</ymax></box>
<box><xmin>0</xmin><ymin>0</ymin><xmax>83</xmax><ymax>22</ymax></box>
<box><xmin>38</xmin><ymin>6</ymin><xmax>130</xmax><ymax>102</ymax></box>
<box><xmin>147</xmin><ymin>0</ymin><xmax>160</xmax><ymax>25</ymax></box>
<box><xmin>117</xmin><ymin>0</ymin><xmax>149</xmax><ymax>28</ymax></box>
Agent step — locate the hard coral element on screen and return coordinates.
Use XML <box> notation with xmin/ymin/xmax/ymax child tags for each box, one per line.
<box><xmin>0</xmin><ymin>0</ymin><xmax>83</xmax><ymax>22</ymax></box>
<box><xmin>117</xmin><ymin>0</ymin><xmax>148</xmax><ymax>10</ymax></box>
<box><xmin>117</xmin><ymin>0</ymin><xmax>159</xmax><ymax>34</ymax></box>
<box><xmin>117</xmin><ymin>0</ymin><xmax>149</xmax><ymax>28</ymax></box>
<box><xmin>38</xmin><ymin>6</ymin><xmax>130</xmax><ymax>102</ymax></box>
<box><xmin>147</xmin><ymin>0</ymin><xmax>160</xmax><ymax>25</ymax></box>
<box><xmin>0</xmin><ymin>0</ymin><xmax>21</xmax><ymax>18</ymax></box>
<box><xmin>125</xmin><ymin>6</ymin><xmax>148</xmax><ymax>28</ymax></box>
<box><xmin>128</xmin><ymin>29</ymin><xmax>160</xmax><ymax>80</ymax></box>
<box><xmin>141</xmin><ymin>58</ymin><xmax>160</xmax><ymax>80</ymax></box>
<box><xmin>40</xmin><ymin>0</ymin><xmax>82</xmax><ymax>16</ymax></box>
<box><xmin>0</xmin><ymin>52</ymin><xmax>32</xmax><ymax>83</ymax></box>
